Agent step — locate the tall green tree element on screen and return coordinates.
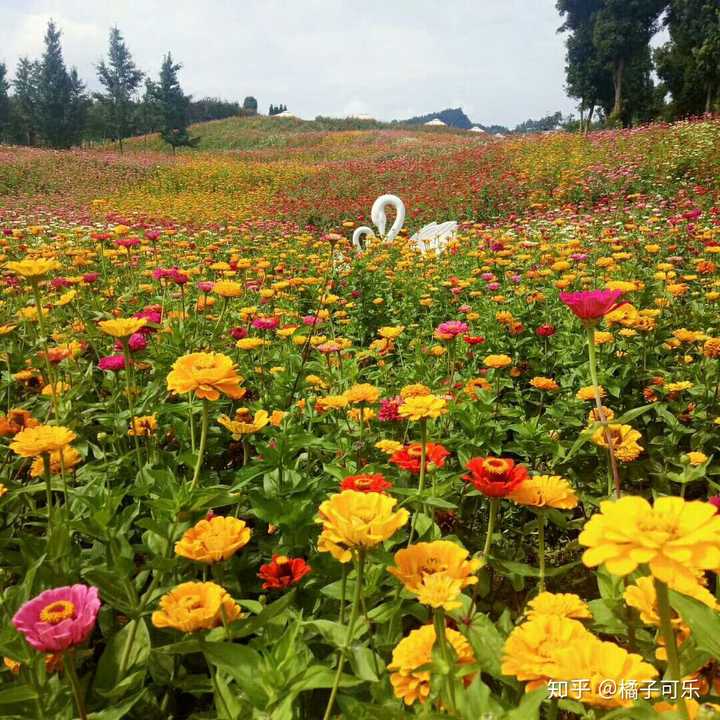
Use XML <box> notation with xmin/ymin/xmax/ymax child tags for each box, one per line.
<box><xmin>655</xmin><ymin>0</ymin><xmax>720</xmax><ymax>116</ymax></box>
<box><xmin>0</xmin><ymin>63</ymin><xmax>9</xmax><ymax>142</ymax></box>
<box><xmin>558</xmin><ymin>1</ymin><xmax>610</xmax><ymax>131</ymax></box>
<box><xmin>137</xmin><ymin>78</ymin><xmax>163</xmax><ymax>140</ymax></box>
<box><xmin>36</xmin><ymin>20</ymin><xmax>74</xmax><ymax>147</ymax></box>
<box><xmin>66</xmin><ymin>68</ymin><xmax>89</xmax><ymax>147</ymax></box>
<box><xmin>12</xmin><ymin>57</ymin><xmax>40</xmax><ymax>146</ymax></box>
<box><xmin>591</xmin><ymin>0</ymin><xmax>665</xmax><ymax>122</ymax></box>
<box><xmin>154</xmin><ymin>53</ymin><xmax>198</xmax><ymax>153</ymax></box>
<box><xmin>96</xmin><ymin>27</ymin><xmax>144</xmax><ymax>152</ymax></box>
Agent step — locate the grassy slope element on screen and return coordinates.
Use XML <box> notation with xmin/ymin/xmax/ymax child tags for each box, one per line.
<box><xmin>123</xmin><ymin>114</ymin><xmax>477</xmax><ymax>153</ymax></box>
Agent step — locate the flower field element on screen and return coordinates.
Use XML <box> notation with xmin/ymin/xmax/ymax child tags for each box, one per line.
<box><xmin>2</xmin><ymin>118</ymin><xmax>720</xmax><ymax>719</ymax></box>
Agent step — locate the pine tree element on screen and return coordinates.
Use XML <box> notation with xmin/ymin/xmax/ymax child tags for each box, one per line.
<box><xmin>12</xmin><ymin>57</ymin><xmax>40</xmax><ymax>146</ymax></box>
<box><xmin>96</xmin><ymin>27</ymin><xmax>144</xmax><ymax>152</ymax></box>
<box><xmin>137</xmin><ymin>78</ymin><xmax>163</xmax><ymax>140</ymax></box>
<box><xmin>36</xmin><ymin>20</ymin><xmax>74</xmax><ymax>147</ymax></box>
<box><xmin>154</xmin><ymin>53</ymin><xmax>198</xmax><ymax>153</ymax></box>
<box><xmin>67</xmin><ymin>68</ymin><xmax>89</xmax><ymax>146</ymax></box>
<box><xmin>0</xmin><ymin>63</ymin><xmax>9</xmax><ymax>142</ymax></box>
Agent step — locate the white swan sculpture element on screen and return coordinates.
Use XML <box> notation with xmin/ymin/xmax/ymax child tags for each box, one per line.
<box><xmin>352</xmin><ymin>194</ymin><xmax>457</xmax><ymax>256</ymax></box>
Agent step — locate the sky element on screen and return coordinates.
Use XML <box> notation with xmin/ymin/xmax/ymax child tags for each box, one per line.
<box><xmin>0</xmin><ymin>0</ymin><xmax>641</xmax><ymax>128</ymax></box>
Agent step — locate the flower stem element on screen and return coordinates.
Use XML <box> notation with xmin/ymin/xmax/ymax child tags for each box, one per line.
<box><xmin>483</xmin><ymin>497</ymin><xmax>499</xmax><ymax>559</ymax></box>
<box><xmin>322</xmin><ymin>550</ymin><xmax>364</xmax><ymax>720</ymax></box>
<box><xmin>191</xmin><ymin>398</ymin><xmax>209</xmax><ymax>490</ymax></box>
<box><xmin>433</xmin><ymin>608</ymin><xmax>457</xmax><ymax>713</ymax></box>
<box><xmin>586</xmin><ymin>325</ymin><xmax>621</xmax><ymax>497</ymax></box>
<box><xmin>654</xmin><ymin>578</ymin><xmax>689</xmax><ymax>720</ymax></box>
<box><xmin>63</xmin><ymin>651</ymin><xmax>88</xmax><ymax>720</ymax></box>
<box><xmin>42</xmin><ymin>453</ymin><xmax>53</xmax><ymax>533</ymax></box>
<box><xmin>537</xmin><ymin>511</ymin><xmax>546</xmax><ymax>592</ymax></box>
<box><xmin>407</xmin><ymin>419</ymin><xmax>428</xmax><ymax>546</ymax></box>
<box><xmin>121</xmin><ymin>339</ymin><xmax>142</xmax><ymax>471</ymax></box>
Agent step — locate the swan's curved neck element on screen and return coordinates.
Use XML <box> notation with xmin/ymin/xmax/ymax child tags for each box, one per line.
<box><xmin>371</xmin><ymin>194</ymin><xmax>405</xmax><ymax>242</ymax></box>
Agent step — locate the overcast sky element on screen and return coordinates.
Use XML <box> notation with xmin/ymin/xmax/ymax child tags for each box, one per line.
<box><xmin>1</xmin><ymin>1</ymin><xmax>600</xmax><ymax>127</ymax></box>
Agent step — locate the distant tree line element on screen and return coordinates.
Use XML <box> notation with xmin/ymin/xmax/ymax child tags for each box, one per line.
<box><xmin>0</xmin><ymin>20</ymin><xmax>259</xmax><ymax>150</ymax></box>
<box><xmin>268</xmin><ymin>104</ymin><xmax>288</xmax><ymax>116</ymax></box>
<box><xmin>557</xmin><ymin>0</ymin><xmax>720</xmax><ymax>130</ymax></box>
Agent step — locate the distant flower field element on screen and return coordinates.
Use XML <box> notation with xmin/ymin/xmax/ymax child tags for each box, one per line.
<box><xmin>2</xmin><ymin>118</ymin><xmax>720</xmax><ymax>719</ymax></box>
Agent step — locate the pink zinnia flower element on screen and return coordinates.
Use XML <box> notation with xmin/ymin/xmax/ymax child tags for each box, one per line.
<box><xmin>13</xmin><ymin>584</ymin><xmax>100</xmax><ymax>653</ymax></box>
<box><xmin>559</xmin><ymin>290</ymin><xmax>622</xmax><ymax>321</ymax></box>
<box><xmin>82</xmin><ymin>272</ymin><xmax>99</xmax><ymax>284</ymax></box>
<box><xmin>378</xmin><ymin>396</ymin><xmax>402</xmax><ymax>421</ymax></box>
<box><xmin>252</xmin><ymin>317</ymin><xmax>279</xmax><ymax>331</ymax></box>
<box><xmin>435</xmin><ymin>321</ymin><xmax>468</xmax><ymax>339</ymax></box>
<box><xmin>197</xmin><ymin>281</ymin><xmax>214</xmax><ymax>293</ymax></box>
<box><xmin>230</xmin><ymin>326</ymin><xmax>248</xmax><ymax>340</ymax></box>
<box><xmin>709</xmin><ymin>496</ymin><xmax>720</xmax><ymax>514</ymax></box>
<box><xmin>98</xmin><ymin>354</ymin><xmax>126</xmax><ymax>372</ymax></box>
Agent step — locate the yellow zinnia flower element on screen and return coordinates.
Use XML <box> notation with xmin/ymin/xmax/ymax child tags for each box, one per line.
<box><xmin>388</xmin><ymin>540</ymin><xmax>480</xmax><ymax>611</ymax></box>
<box><xmin>10</xmin><ymin>424</ymin><xmax>77</xmax><ymax>457</ymax></box>
<box><xmin>316</xmin><ymin>490</ymin><xmax>408</xmax><ymax>563</ymax></box>
<box><xmin>218</xmin><ymin>410</ymin><xmax>269</xmax><ymax>437</ymax></box>
<box><xmin>529</xmin><ymin>377</ymin><xmax>559</xmax><ymax>392</ymax></box>
<box><xmin>591</xmin><ymin>423</ymin><xmax>643</xmax><ymax>462</ymax></box>
<box><xmin>151</xmin><ymin>581</ymin><xmax>243</xmax><ymax>632</ymax></box>
<box><xmin>397</xmin><ymin>394</ymin><xmax>447</xmax><ymax>421</ymax></box>
<box><xmin>343</xmin><ymin>383</ymin><xmax>380</xmax><ymax>404</ymax></box>
<box><xmin>175</xmin><ymin>516</ymin><xmax>251</xmax><ymax>564</ymax></box>
<box><xmin>484</xmin><ymin>354</ymin><xmax>512</xmax><ymax>370</ymax></box>
<box><xmin>5</xmin><ymin>259</ymin><xmax>61</xmax><ymax>279</ymax></box>
<box><xmin>509</xmin><ymin>475</ymin><xmax>578</xmax><ymax>509</ymax></box>
<box><xmin>375</xmin><ymin>439</ymin><xmax>403</xmax><ymax>454</ymax></box>
<box><xmin>379</xmin><ymin>326</ymin><xmax>404</xmax><ymax>339</ymax></box>
<box><xmin>98</xmin><ymin>317</ymin><xmax>147</xmax><ymax>339</ymax></box>
<box><xmin>213</xmin><ymin>280</ymin><xmax>243</xmax><ymax>298</ymax></box>
<box><xmin>551</xmin><ymin>637</ymin><xmax>657</xmax><ymax>708</ymax></box>
<box><xmin>29</xmin><ymin>446</ymin><xmax>82</xmax><ymax>477</ymax></box>
<box><xmin>166</xmin><ymin>352</ymin><xmax>245</xmax><ymax>401</ymax></box>
<box><xmin>400</xmin><ymin>383</ymin><xmax>431</xmax><ymax>398</ymax></box>
<box><xmin>580</xmin><ymin>496</ymin><xmax>720</xmax><ymax>587</ymax></box>
<box><xmin>576</xmin><ymin>385</ymin><xmax>605</xmax><ymax>401</ymax></box>
<box><xmin>389</xmin><ymin>624</ymin><xmax>476</xmax><ymax>706</ymax></box>
<box><xmin>128</xmin><ymin>415</ymin><xmax>158</xmax><ymax>437</ymax></box>
<box><xmin>525</xmin><ymin>592</ymin><xmax>591</xmax><ymax>621</ymax></box>
<box><xmin>501</xmin><ymin>615</ymin><xmax>591</xmax><ymax>690</ymax></box>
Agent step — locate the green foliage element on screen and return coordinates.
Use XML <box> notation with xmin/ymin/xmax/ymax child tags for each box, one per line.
<box><xmin>95</xmin><ymin>26</ymin><xmax>144</xmax><ymax>151</ymax></box>
<box><xmin>153</xmin><ymin>53</ymin><xmax>199</xmax><ymax>153</ymax></box>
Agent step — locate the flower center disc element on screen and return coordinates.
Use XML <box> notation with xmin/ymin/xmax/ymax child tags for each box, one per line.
<box><xmin>39</xmin><ymin>599</ymin><xmax>76</xmax><ymax>624</ymax></box>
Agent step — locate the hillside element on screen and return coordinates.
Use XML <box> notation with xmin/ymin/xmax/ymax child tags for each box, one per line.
<box><xmin>123</xmin><ymin>114</ymin><xmax>476</xmax><ymax>154</ymax></box>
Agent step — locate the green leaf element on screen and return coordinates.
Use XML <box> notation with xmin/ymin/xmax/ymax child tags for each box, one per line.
<box><xmin>466</xmin><ymin>613</ymin><xmax>504</xmax><ymax>677</ymax></box>
<box><xmin>202</xmin><ymin>641</ymin><xmax>269</xmax><ymax>709</ymax></box>
<box><xmin>349</xmin><ymin>645</ymin><xmax>382</xmax><ymax>682</ymax></box>
<box><xmin>670</xmin><ymin>590</ymin><xmax>720</xmax><ymax>658</ymax></box>
<box><xmin>0</xmin><ymin>684</ymin><xmax>39</xmax><ymax>705</ymax></box>
<box><xmin>87</xmin><ymin>689</ymin><xmax>147</xmax><ymax>719</ymax></box>
<box><xmin>505</xmin><ymin>687</ymin><xmax>546</xmax><ymax>719</ymax></box>
<box><xmin>231</xmin><ymin>590</ymin><xmax>295</xmax><ymax>639</ymax></box>
<box><xmin>93</xmin><ymin>619</ymin><xmax>151</xmax><ymax>700</ymax></box>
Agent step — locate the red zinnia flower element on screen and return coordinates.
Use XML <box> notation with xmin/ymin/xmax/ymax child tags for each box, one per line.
<box><xmin>340</xmin><ymin>473</ymin><xmax>392</xmax><ymax>493</ymax></box>
<box><xmin>390</xmin><ymin>443</ymin><xmax>450</xmax><ymax>474</ymax></box>
<box><xmin>463</xmin><ymin>456</ymin><xmax>528</xmax><ymax>497</ymax></box>
<box><xmin>258</xmin><ymin>555</ymin><xmax>311</xmax><ymax>590</ymax></box>
<box><xmin>559</xmin><ymin>290</ymin><xmax>622</xmax><ymax>321</ymax></box>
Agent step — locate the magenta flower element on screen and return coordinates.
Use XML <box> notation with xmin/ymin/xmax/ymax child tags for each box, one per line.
<box><xmin>379</xmin><ymin>396</ymin><xmax>402</xmax><ymax>421</ymax></box>
<box><xmin>252</xmin><ymin>317</ymin><xmax>280</xmax><ymax>331</ymax></box>
<box><xmin>559</xmin><ymin>290</ymin><xmax>622</xmax><ymax>321</ymax></box>
<box><xmin>709</xmin><ymin>496</ymin><xmax>720</xmax><ymax>514</ymax></box>
<box><xmin>13</xmin><ymin>584</ymin><xmax>100</xmax><ymax>653</ymax></box>
<box><xmin>435</xmin><ymin>321</ymin><xmax>468</xmax><ymax>338</ymax></box>
<box><xmin>82</xmin><ymin>272</ymin><xmax>99</xmax><ymax>284</ymax></box>
<box><xmin>230</xmin><ymin>326</ymin><xmax>248</xmax><ymax>340</ymax></box>
<box><xmin>98</xmin><ymin>354</ymin><xmax>126</xmax><ymax>372</ymax></box>
<box><xmin>197</xmin><ymin>281</ymin><xmax>214</xmax><ymax>293</ymax></box>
